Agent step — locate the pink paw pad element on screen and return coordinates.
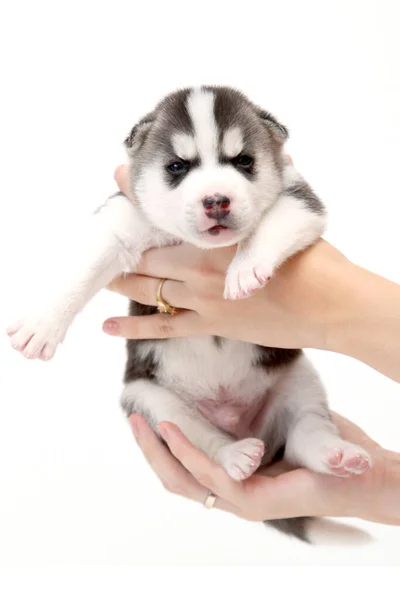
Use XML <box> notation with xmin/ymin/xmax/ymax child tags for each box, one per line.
<box><xmin>324</xmin><ymin>446</ymin><xmax>371</xmax><ymax>477</ymax></box>
<box><xmin>343</xmin><ymin>453</ymin><xmax>370</xmax><ymax>472</ymax></box>
<box><xmin>253</xmin><ymin>268</ymin><xmax>271</xmax><ymax>285</ymax></box>
<box><xmin>326</xmin><ymin>448</ymin><xmax>343</xmax><ymax>467</ymax></box>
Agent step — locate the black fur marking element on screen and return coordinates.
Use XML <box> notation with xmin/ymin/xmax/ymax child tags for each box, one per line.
<box><xmin>205</xmin><ymin>85</ymin><xmax>287</xmax><ymax>178</ymax></box>
<box><xmin>265</xmin><ymin>517</ymin><xmax>312</xmax><ymax>542</ymax></box>
<box><xmin>212</xmin><ymin>336</ymin><xmax>223</xmax><ymax>348</ymax></box>
<box><xmin>258</xmin><ymin>109</ymin><xmax>289</xmax><ymax>141</ymax></box>
<box><xmin>129</xmin><ymin>299</ymin><xmax>159</xmax><ymax>318</ymax></box>
<box><xmin>165</xmin><ymin>157</ymin><xmax>201</xmax><ymax>190</ymax></box>
<box><xmin>212</xmin><ymin>86</ymin><xmax>250</xmax><ymax>132</ymax></box>
<box><xmin>219</xmin><ymin>155</ymin><xmax>256</xmax><ymax>180</ymax></box>
<box><xmin>271</xmin><ymin>445</ymin><xmax>285</xmax><ymax>462</ymax></box>
<box><xmin>123</xmin><ymin>342</ymin><xmax>157</xmax><ymax>383</ymax></box>
<box><xmin>286</xmin><ymin>181</ymin><xmax>325</xmax><ymax>215</ymax></box>
<box><xmin>159</xmin><ymin>88</ymin><xmax>194</xmax><ymax>135</ymax></box>
<box><xmin>255</xmin><ymin>346</ymin><xmax>301</xmax><ymax>369</ymax></box>
<box><xmin>124</xmin><ymin>113</ymin><xmax>155</xmax><ymax>149</ymax></box>
<box><xmin>123</xmin><ymin>300</ymin><xmax>160</xmax><ymax>384</ymax></box>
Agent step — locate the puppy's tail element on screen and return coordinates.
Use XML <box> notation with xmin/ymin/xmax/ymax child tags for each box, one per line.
<box><xmin>265</xmin><ymin>517</ymin><xmax>312</xmax><ymax>542</ymax></box>
<box><xmin>265</xmin><ymin>517</ymin><xmax>373</xmax><ymax>545</ymax></box>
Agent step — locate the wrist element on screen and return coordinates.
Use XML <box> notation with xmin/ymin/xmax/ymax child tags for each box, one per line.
<box><xmin>323</xmin><ymin>260</ymin><xmax>400</xmax><ymax>381</ymax></box>
<box><xmin>322</xmin><ymin>261</ymin><xmax>365</xmax><ymax>355</ymax></box>
<box><xmin>298</xmin><ymin>246</ymin><xmax>361</xmax><ymax>354</ymax></box>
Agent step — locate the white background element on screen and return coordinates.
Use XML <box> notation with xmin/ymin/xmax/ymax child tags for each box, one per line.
<box><xmin>1</xmin><ymin>0</ymin><xmax>400</xmax><ymax>573</ymax></box>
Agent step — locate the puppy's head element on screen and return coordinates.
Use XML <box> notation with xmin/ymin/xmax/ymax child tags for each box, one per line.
<box><xmin>125</xmin><ymin>86</ymin><xmax>288</xmax><ymax>248</ymax></box>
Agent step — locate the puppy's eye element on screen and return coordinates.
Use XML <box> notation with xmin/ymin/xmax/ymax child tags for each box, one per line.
<box><xmin>167</xmin><ymin>161</ymin><xmax>188</xmax><ymax>174</ymax></box>
<box><xmin>233</xmin><ymin>154</ymin><xmax>253</xmax><ymax>168</ymax></box>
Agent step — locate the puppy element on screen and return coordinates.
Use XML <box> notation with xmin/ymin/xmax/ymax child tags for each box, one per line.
<box><xmin>7</xmin><ymin>86</ymin><xmax>371</xmax><ymax>541</ymax></box>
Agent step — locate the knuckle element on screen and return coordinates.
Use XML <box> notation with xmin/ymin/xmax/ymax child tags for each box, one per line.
<box><xmin>157</xmin><ymin>319</ymin><xmax>175</xmax><ymax>338</ymax></box>
<box><xmin>194</xmin><ymin>256</ymin><xmax>219</xmax><ymax>287</ymax></box>
<box><xmin>134</xmin><ymin>283</ymin><xmax>150</xmax><ymax>305</ymax></box>
<box><xmin>161</xmin><ymin>478</ymin><xmax>182</xmax><ymax>496</ymax></box>
<box><xmin>192</xmin><ymin>262</ymin><xmax>223</xmax><ymax>300</ymax></box>
<box><xmin>107</xmin><ymin>277</ymin><xmax>121</xmax><ymax>292</ymax></box>
<box><xmin>192</xmin><ymin>470</ymin><xmax>214</xmax><ymax>490</ymax></box>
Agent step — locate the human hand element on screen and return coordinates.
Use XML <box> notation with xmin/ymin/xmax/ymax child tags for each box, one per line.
<box><xmin>104</xmin><ymin>164</ymin><xmax>349</xmax><ymax>351</ymax></box>
<box><xmin>129</xmin><ymin>412</ymin><xmax>400</xmax><ymax>526</ymax></box>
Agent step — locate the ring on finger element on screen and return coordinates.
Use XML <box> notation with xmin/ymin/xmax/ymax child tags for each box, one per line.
<box><xmin>203</xmin><ymin>490</ymin><xmax>217</xmax><ymax>509</ymax></box>
<box><xmin>156</xmin><ymin>278</ymin><xmax>178</xmax><ymax>315</ymax></box>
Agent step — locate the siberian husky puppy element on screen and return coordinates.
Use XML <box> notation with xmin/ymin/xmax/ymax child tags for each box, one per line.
<box><xmin>8</xmin><ymin>86</ymin><xmax>371</xmax><ymax>541</ymax></box>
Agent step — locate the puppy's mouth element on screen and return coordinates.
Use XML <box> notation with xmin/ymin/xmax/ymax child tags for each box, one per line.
<box><xmin>207</xmin><ymin>224</ymin><xmax>229</xmax><ymax>236</ymax></box>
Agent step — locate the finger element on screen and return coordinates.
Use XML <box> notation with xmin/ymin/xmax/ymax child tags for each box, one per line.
<box><xmin>130</xmin><ymin>415</ymin><xmax>206</xmax><ymax>501</ymax></box>
<box><xmin>114</xmin><ymin>164</ymin><xmax>133</xmax><ymax>199</ymax></box>
<box><xmin>157</xmin><ymin>422</ymin><xmax>245</xmax><ymax>506</ymax></box>
<box><xmin>107</xmin><ymin>274</ymin><xmax>194</xmax><ymax>311</ymax></box>
<box><xmin>103</xmin><ymin>310</ymin><xmax>205</xmax><ymax>339</ymax></box>
<box><xmin>130</xmin><ymin>415</ymin><xmax>236</xmax><ymax>512</ymax></box>
<box><xmin>135</xmin><ymin>244</ymin><xmax>234</xmax><ymax>281</ymax></box>
<box><xmin>135</xmin><ymin>245</ymin><xmax>199</xmax><ymax>280</ymax></box>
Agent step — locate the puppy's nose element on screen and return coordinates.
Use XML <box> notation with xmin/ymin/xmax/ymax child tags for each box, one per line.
<box><xmin>202</xmin><ymin>194</ymin><xmax>231</xmax><ymax>218</ymax></box>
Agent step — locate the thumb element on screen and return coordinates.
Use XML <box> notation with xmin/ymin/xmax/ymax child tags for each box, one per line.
<box><xmin>102</xmin><ymin>311</ymin><xmax>203</xmax><ymax>340</ymax></box>
<box><xmin>114</xmin><ymin>164</ymin><xmax>134</xmax><ymax>200</ymax></box>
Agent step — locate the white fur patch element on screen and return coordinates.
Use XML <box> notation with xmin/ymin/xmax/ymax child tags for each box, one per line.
<box><xmin>153</xmin><ymin>336</ymin><xmax>278</xmax><ymax>404</ymax></box>
<box><xmin>223</xmin><ymin>127</ymin><xmax>243</xmax><ymax>157</ymax></box>
<box><xmin>172</xmin><ymin>132</ymin><xmax>197</xmax><ymax>160</ymax></box>
<box><xmin>187</xmin><ymin>88</ymin><xmax>218</xmax><ymax>166</ymax></box>
<box><xmin>224</xmin><ymin>193</ymin><xmax>326</xmax><ymax>299</ymax></box>
<box><xmin>7</xmin><ymin>194</ymin><xmax>173</xmax><ymax>360</ymax></box>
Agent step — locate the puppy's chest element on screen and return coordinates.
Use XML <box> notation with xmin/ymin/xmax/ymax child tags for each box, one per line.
<box><xmin>149</xmin><ymin>336</ymin><xmax>279</xmax><ymax>434</ymax></box>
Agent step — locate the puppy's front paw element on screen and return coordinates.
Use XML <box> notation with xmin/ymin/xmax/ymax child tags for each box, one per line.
<box><xmin>224</xmin><ymin>257</ymin><xmax>274</xmax><ymax>300</ymax></box>
<box><xmin>218</xmin><ymin>438</ymin><xmax>265</xmax><ymax>480</ymax></box>
<box><xmin>7</xmin><ymin>316</ymin><xmax>67</xmax><ymax>360</ymax></box>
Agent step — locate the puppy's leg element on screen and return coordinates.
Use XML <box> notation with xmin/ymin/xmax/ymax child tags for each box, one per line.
<box><xmin>122</xmin><ymin>379</ymin><xmax>265</xmax><ymax>481</ymax></box>
<box><xmin>224</xmin><ymin>164</ymin><xmax>326</xmax><ymax>299</ymax></box>
<box><xmin>7</xmin><ymin>193</ymin><xmax>170</xmax><ymax>360</ymax></box>
<box><xmin>271</xmin><ymin>355</ymin><xmax>371</xmax><ymax>477</ymax></box>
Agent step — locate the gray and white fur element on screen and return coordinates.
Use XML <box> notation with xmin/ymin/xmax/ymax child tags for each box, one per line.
<box><xmin>8</xmin><ymin>86</ymin><xmax>371</xmax><ymax>542</ymax></box>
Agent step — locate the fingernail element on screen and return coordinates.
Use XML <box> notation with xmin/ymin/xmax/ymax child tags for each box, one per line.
<box><xmin>158</xmin><ymin>423</ymin><xmax>170</xmax><ymax>441</ymax></box>
<box><xmin>103</xmin><ymin>320</ymin><xmax>119</xmax><ymax>334</ymax></box>
<box><xmin>130</xmin><ymin>417</ymin><xmax>140</xmax><ymax>440</ymax></box>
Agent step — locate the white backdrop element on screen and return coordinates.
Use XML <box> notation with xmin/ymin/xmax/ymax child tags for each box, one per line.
<box><xmin>1</xmin><ymin>0</ymin><xmax>399</xmax><ymax>568</ymax></box>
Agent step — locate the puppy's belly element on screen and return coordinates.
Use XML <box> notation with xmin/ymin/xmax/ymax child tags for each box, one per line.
<box><xmin>197</xmin><ymin>389</ymin><xmax>267</xmax><ymax>438</ymax></box>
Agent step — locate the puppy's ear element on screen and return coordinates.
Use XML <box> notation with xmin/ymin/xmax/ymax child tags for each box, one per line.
<box><xmin>124</xmin><ymin>112</ymin><xmax>155</xmax><ymax>152</ymax></box>
<box><xmin>258</xmin><ymin>109</ymin><xmax>289</xmax><ymax>143</ymax></box>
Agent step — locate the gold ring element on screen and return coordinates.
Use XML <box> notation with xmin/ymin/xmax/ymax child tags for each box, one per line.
<box><xmin>156</xmin><ymin>278</ymin><xmax>178</xmax><ymax>315</ymax></box>
<box><xmin>203</xmin><ymin>491</ymin><xmax>217</xmax><ymax>509</ymax></box>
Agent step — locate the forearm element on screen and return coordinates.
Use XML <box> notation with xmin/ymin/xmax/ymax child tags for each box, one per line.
<box><xmin>325</xmin><ymin>262</ymin><xmax>400</xmax><ymax>383</ymax></box>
